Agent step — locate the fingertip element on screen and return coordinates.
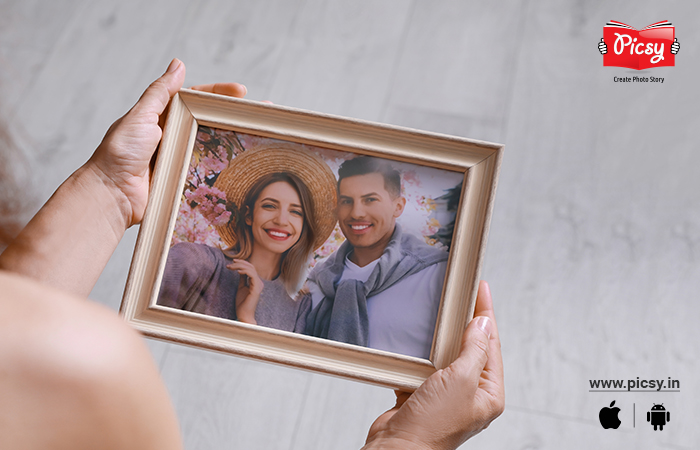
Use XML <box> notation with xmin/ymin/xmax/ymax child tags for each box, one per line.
<box><xmin>189</xmin><ymin>83</ymin><xmax>247</xmax><ymax>98</ymax></box>
<box><xmin>165</xmin><ymin>58</ymin><xmax>182</xmax><ymax>74</ymax></box>
<box><xmin>474</xmin><ymin>280</ymin><xmax>494</xmax><ymax>318</ymax></box>
<box><xmin>232</xmin><ymin>83</ymin><xmax>247</xmax><ymax>97</ymax></box>
<box><xmin>157</xmin><ymin>59</ymin><xmax>185</xmax><ymax>97</ymax></box>
<box><xmin>479</xmin><ymin>280</ymin><xmax>491</xmax><ymax>299</ymax></box>
<box><xmin>130</xmin><ymin>59</ymin><xmax>185</xmax><ymax>118</ymax></box>
<box><xmin>217</xmin><ymin>83</ymin><xmax>247</xmax><ymax>98</ymax></box>
<box><xmin>164</xmin><ymin>59</ymin><xmax>186</xmax><ymax>89</ymax></box>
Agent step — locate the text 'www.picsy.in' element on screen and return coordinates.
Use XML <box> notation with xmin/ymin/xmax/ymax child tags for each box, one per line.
<box><xmin>589</xmin><ymin>378</ymin><xmax>680</xmax><ymax>392</ymax></box>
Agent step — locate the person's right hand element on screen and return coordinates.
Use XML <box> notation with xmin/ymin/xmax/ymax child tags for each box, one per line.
<box><xmin>229</xmin><ymin>259</ymin><xmax>264</xmax><ymax>325</ymax></box>
<box><xmin>87</xmin><ymin>59</ymin><xmax>248</xmax><ymax>229</ymax></box>
<box><xmin>364</xmin><ymin>281</ymin><xmax>505</xmax><ymax>450</ymax></box>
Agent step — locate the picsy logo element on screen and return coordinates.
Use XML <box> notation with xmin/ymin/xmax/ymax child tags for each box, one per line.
<box><xmin>598</xmin><ymin>20</ymin><xmax>680</xmax><ymax>70</ymax></box>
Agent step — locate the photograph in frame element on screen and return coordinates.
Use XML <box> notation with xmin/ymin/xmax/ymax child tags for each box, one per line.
<box><xmin>156</xmin><ymin>125</ymin><xmax>464</xmax><ymax>360</ymax></box>
<box><xmin>120</xmin><ymin>89</ymin><xmax>502</xmax><ymax>390</ymax></box>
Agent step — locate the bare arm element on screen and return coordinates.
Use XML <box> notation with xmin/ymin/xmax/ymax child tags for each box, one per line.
<box><xmin>0</xmin><ymin>271</ymin><xmax>184</xmax><ymax>450</ymax></box>
<box><xmin>0</xmin><ymin>60</ymin><xmax>246</xmax><ymax>296</ymax></box>
<box><xmin>0</xmin><ymin>60</ymin><xmax>185</xmax><ymax>295</ymax></box>
<box><xmin>0</xmin><ymin>60</ymin><xmax>248</xmax><ymax>449</ymax></box>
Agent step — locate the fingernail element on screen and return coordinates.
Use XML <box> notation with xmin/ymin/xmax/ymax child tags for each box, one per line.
<box><xmin>166</xmin><ymin>58</ymin><xmax>181</xmax><ymax>74</ymax></box>
<box><xmin>241</xmin><ymin>84</ymin><xmax>248</xmax><ymax>96</ymax></box>
<box><xmin>475</xmin><ymin>316</ymin><xmax>492</xmax><ymax>339</ymax></box>
<box><xmin>481</xmin><ymin>280</ymin><xmax>491</xmax><ymax>297</ymax></box>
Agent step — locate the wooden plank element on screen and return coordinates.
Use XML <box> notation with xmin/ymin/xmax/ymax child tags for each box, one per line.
<box><xmin>266</xmin><ymin>0</ymin><xmax>413</xmax><ymax>120</ymax></box>
<box><xmin>383</xmin><ymin>0</ymin><xmax>526</xmax><ymax>142</ymax></box>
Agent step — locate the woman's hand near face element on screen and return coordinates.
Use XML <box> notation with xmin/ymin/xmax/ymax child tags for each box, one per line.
<box><xmin>228</xmin><ymin>259</ymin><xmax>264</xmax><ymax>325</ymax></box>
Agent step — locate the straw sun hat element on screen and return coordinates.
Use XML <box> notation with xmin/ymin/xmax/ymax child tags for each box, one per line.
<box><xmin>213</xmin><ymin>144</ymin><xmax>337</xmax><ymax>251</ymax></box>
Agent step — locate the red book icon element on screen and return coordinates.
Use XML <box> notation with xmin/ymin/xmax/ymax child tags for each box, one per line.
<box><xmin>603</xmin><ymin>20</ymin><xmax>675</xmax><ymax>70</ymax></box>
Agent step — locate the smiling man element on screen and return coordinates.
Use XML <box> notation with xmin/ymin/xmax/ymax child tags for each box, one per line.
<box><xmin>305</xmin><ymin>156</ymin><xmax>448</xmax><ymax>359</ymax></box>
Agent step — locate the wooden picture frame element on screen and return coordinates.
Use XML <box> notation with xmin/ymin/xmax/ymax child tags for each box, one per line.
<box><xmin>120</xmin><ymin>89</ymin><xmax>503</xmax><ymax>391</ymax></box>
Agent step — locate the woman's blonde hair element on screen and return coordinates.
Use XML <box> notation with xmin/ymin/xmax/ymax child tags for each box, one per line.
<box><xmin>223</xmin><ymin>172</ymin><xmax>317</xmax><ymax>295</ymax></box>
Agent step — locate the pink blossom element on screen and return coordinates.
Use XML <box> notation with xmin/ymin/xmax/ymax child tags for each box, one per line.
<box><xmin>311</xmin><ymin>224</ymin><xmax>346</xmax><ymax>267</ymax></box>
<box><xmin>197</xmin><ymin>130</ymin><xmax>212</xmax><ymax>142</ymax></box>
<box><xmin>172</xmin><ymin>203</ymin><xmax>225</xmax><ymax>247</ymax></box>
<box><xmin>182</xmin><ymin>185</ymin><xmax>232</xmax><ymax>229</ymax></box>
<box><xmin>403</xmin><ymin>169</ymin><xmax>421</xmax><ymax>187</ymax></box>
<box><xmin>199</xmin><ymin>145</ymin><xmax>228</xmax><ymax>174</ymax></box>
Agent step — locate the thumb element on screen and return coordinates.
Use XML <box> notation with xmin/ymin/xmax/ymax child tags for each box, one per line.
<box><xmin>452</xmin><ymin>315</ymin><xmax>492</xmax><ymax>377</ymax></box>
<box><xmin>131</xmin><ymin>58</ymin><xmax>186</xmax><ymax>118</ymax></box>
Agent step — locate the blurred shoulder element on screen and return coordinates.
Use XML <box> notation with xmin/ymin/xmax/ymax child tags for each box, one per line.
<box><xmin>0</xmin><ymin>271</ymin><xmax>182</xmax><ymax>449</ymax></box>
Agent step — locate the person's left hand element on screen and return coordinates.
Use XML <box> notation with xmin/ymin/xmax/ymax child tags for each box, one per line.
<box><xmin>87</xmin><ymin>59</ymin><xmax>248</xmax><ymax>228</ymax></box>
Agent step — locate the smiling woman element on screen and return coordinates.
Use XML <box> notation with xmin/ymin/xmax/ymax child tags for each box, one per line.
<box><xmin>156</xmin><ymin>145</ymin><xmax>338</xmax><ymax>332</ymax></box>
<box><xmin>246</xmin><ymin>177</ymin><xmax>307</xmax><ymax>268</ymax></box>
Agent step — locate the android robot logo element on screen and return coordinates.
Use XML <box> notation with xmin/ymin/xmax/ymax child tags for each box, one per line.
<box><xmin>647</xmin><ymin>404</ymin><xmax>670</xmax><ymax>430</ymax></box>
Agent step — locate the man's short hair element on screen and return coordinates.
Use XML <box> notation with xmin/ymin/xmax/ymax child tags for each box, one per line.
<box><xmin>337</xmin><ymin>156</ymin><xmax>402</xmax><ymax>198</ymax></box>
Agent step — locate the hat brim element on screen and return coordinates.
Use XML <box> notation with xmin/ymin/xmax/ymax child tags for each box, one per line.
<box><xmin>213</xmin><ymin>144</ymin><xmax>338</xmax><ymax>251</ymax></box>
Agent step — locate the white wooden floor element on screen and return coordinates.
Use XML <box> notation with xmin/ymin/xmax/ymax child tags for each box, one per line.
<box><xmin>2</xmin><ymin>1</ymin><xmax>699</xmax><ymax>449</ymax></box>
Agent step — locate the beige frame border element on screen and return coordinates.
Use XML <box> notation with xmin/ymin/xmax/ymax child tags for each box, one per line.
<box><xmin>120</xmin><ymin>89</ymin><xmax>503</xmax><ymax>391</ymax></box>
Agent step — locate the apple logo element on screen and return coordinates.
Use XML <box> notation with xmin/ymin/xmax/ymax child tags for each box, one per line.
<box><xmin>599</xmin><ymin>401</ymin><xmax>621</xmax><ymax>429</ymax></box>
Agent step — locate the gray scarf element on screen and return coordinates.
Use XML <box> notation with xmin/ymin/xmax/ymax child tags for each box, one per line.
<box><xmin>304</xmin><ymin>224</ymin><xmax>448</xmax><ymax>346</ymax></box>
